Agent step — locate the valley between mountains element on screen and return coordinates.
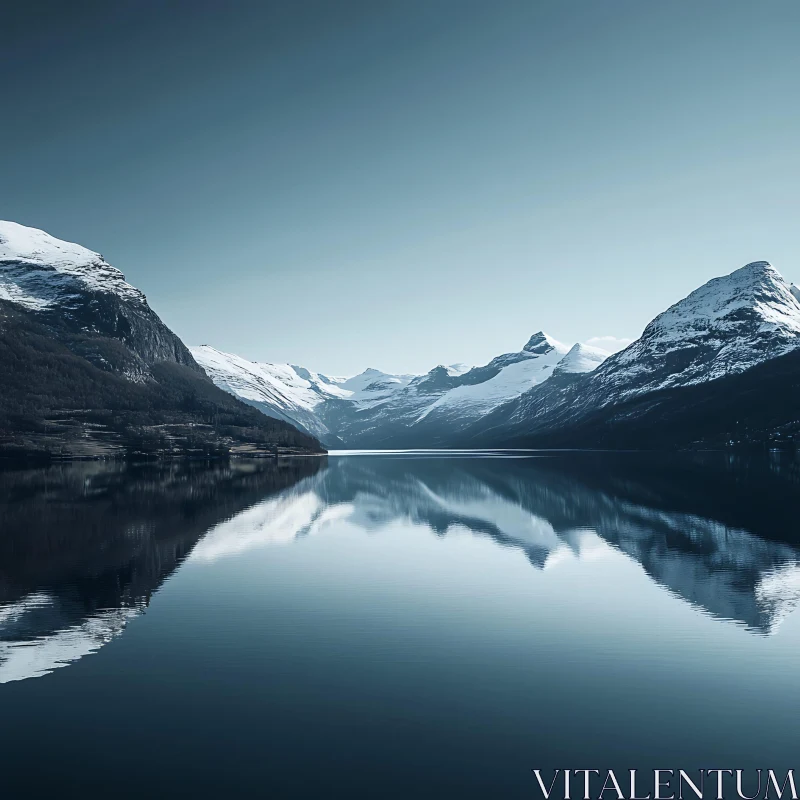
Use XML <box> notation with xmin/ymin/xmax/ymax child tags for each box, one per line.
<box><xmin>193</xmin><ymin>260</ymin><xmax>800</xmax><ymax>451</ymax></box>
<box><xmin>3</xmin><ymin>218</ymin><xmax>800</xmax><ymax>459</ymax></box>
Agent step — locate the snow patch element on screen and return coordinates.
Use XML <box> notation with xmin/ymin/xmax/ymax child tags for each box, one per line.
<box><xmin>416</xmin><ymin>334</ymin><xmax>570</xmax><ymax>420</ymax></box>
<box><xmin>555</xmin><ymin>342</ymin><xmax>610</xmax><ymax>374</ymax></box>
<box><xmin>0</xmin><ymin>220</ymin><xmax>145</xmax><ymax>309</ymax></box>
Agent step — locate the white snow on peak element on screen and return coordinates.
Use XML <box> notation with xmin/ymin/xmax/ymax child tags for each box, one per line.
<box><xmin>555</xmin><ymin>342</ymin><xmax>610</xmax><ymax>374</ymax></box>
<box><xmin>337</xmin><ymin>368</ymin><xmax>416</xmax><ymax>399</ymax></box>
<box><xmin>643</xmin><ymin>261</ymin><xmax>800</xmax><ymax>343</ymax></box>
<box><xmin>1</xmin><ymin>220</ymin><xmax>102</xmax><ymax>268</ymax></box>
<box><xmin>445</xmin><ymin>363</ymin><xmax>472</xmax><ymax>376</ymax></box>
<box><xmin>195</xmin><ymin>329</ymin><xmax>587</xmax><ymax>439</ymax></box>
<box><xmin>0</xmin><ymin>220</ymin><xmax>145</xmax><ymax>309</ymax></box>
<box><xmin>604</xmin><ymin>260</ymin><xmax>800</xmax><ymax>398</ymax></box>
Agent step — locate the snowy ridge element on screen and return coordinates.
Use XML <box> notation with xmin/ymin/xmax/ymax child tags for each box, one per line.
<box><xmin>191</xmin><ymin>346</ymin><xmax>415</xmax><ymax>442</ymax></box>
<box><xmin>0</xmin><ymin>220</ymin><xmax>146</xmax><ymax>309</ymax></box>
<box><xmin>445</xmin><ymin>363</ymin><xmax>472</xmax><ymax>376</ymax></box>
<box><xmin>190</xmin><ymin>345</ymin><xmax>344</xmax><ymax>440</ymax></box>
<box><xmin>192</xmin><ymin>347</ymin><xmax>415</xmax><ymax>408</ymax></box>
<box><xmin>468</xmin><ymin>258</ymin><xmax>800</xmax><ymax>448</ymax></box>
<box><xmin>192</xmin><ymin>345</ymin><xmax>343</xmax><ymax>413</ymax></box>
<box><xmin>415</xmin><ymin>332</ymin><xmax>571</xmax><ymax>422</ymax></box>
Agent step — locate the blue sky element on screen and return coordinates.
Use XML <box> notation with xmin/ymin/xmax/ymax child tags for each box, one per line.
<box><xmin>3</xmin><ymin>0</ymin><xmax>800</xmax><ymax>374</ymax></box>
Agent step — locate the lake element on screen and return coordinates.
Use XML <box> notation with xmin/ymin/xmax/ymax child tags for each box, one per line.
<box><xmin>1</xmin><ymin>451</ymin><xmax>800</xmax><ymax>798</ymax></box>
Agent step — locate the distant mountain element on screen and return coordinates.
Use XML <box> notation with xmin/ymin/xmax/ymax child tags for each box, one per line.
<box><xmin>0</xmin><ymin>221</ymin><xmax>323</xmax><ymax>459</ymax></box>
<box><xmin>553</xmin><ymin>342</ymin><xmax>609</xmax><ymax>375</ymax></box>
<box><xmin>191</xmin><ymin>345</ymin><xmax>416</xmax><ymax>446</ymax></box>
<box><xmin>322</xmin><ymin>332</ymin><xmax>580</xmax><ymax>447</ymax></box>
<box><xmin>195</xmin><ymin>333</ymin><xmax>609</xmax><ymax>447</ymax></box>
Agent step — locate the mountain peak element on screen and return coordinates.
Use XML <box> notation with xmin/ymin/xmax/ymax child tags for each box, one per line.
<box><xmin>739</xmin><ymin>260</ymin><xmax>776</xmax><ymax>275</ymax></box>
<box><xmin>445</xmin><ymin>362</ymin><xmax>471</xmax><ymax>376</ymax></box>
<box><xmin>642</xmin><ymin>260</ymin><xmax>800</xmax><ymax>346</ymax></box>
<box><xmin>730</xmin><ymin>260</ymin><xmax>786</xmax><ymax>286</ymax></box>
<box><xmin>0</xmin><ymin>219</ymin><xmax>145</xmax><ymax>309</ymax></box>
<box><xmin>594</xmin><ymin>259</ymin><xmax>800</xmax><ymax>401</ymax></box>
<box><xmin>554</xmin><ymin>342</ymin><xmax>609</xmax><ymax>375</ymax></box>
<box><xmin>523</xmin><ymin>331</ymin><xmax>562</xmax><ymax>354</ymax></box>
<box><xmin>0</xmin><ymin>220</ymin><xmax>100</xmax><ymax>268</ymax></box>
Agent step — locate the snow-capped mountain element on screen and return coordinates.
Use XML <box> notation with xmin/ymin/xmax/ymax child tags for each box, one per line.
<box><xmin>329</xmin><ymin>332</ymin><xmax>579</xmax><ymax>446</ymax></box>
<box><xmin>590</xmin><ymin>260</ymin><xmax>800</xmax><ymax>403</ymax></box>
<box><xmin>0</xmin><ymin>220</ymin><xmax>146</xmax><ymax>309</ymax></box>
<box><xmin>0</xmin><ymin>221</ymin><xmax>322</xmax><ymax>457</ymax></box>
<box><xmin>196</xmin><ymin>332</ymin><xmax>609</xmax><ymax>447</ymax></box>
<box><xmin>336</xmin><ymin>367</ymin><xmax>417</xmax><ymax>401</ymax></box>
<box><xmin>1</xmin><ymin>220</ymin><xmax>197</xmax><ymax>375</ymax></box>
<box><xmin>466</xmin><ymin>260</ymin><xmax>800</xmax><ymax>448</ymax></box>
<box><xmin>190</xmin><ymin>345</ymin><xmax>345</xmax><ymax>442</ymax></box>
<box><xmin>11</xmin><ymin>218</ymin><xmax>796</xmax><ymax>453</ymax></box>
<box><xmin>415</xmin><ymin>333</ymin><xmax>571</xmax><ymax>421</ymax></box>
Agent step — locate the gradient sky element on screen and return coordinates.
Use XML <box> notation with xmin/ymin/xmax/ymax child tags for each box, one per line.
<box><xmin>3</xmin><ymin>0</ymin><xmax>800</xmax><ymax>375</ymax></box>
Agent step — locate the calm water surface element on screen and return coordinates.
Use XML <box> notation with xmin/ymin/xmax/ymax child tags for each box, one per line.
<box><xmin>1</xmin><ymin>451</ymin><xmax>800</xmax><ymax>798</ymax></box>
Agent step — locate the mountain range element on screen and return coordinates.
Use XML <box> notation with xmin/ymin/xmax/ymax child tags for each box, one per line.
<box><xmin>0</xmin><ymin>221</ymin><xmax>323</xmax><ymax>459</ymax></box>
<box><xmin>194</xmin><ymin>260</ymin><xmax>800</xmax><ymax>450</ymax></box>
<box><xmin>192</xmin><ymin>334</ymin><xmax>612</xmax><ymax>447</ymax></box>
<box><xmin>4</xmin><ymin>218</ymin><xmax>800</xmax><ymax>454</ymax></box>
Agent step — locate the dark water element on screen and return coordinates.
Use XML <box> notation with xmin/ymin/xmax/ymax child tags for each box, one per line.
<box><xmin>2</xmin><ymin>451</ymin><xmax>800</xmax><ymax>798</ymax></box>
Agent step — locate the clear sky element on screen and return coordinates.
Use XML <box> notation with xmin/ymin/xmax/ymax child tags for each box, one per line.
<box><xmin>3</xmin><ymin>0</ymin><xmax>800</xmax><ymax>375</ymax></box>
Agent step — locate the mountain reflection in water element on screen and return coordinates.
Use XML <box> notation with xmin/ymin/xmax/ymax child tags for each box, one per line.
<box><xmin>0</xmin><ymin>458</ymin><xmax>323</xmax><ymax>682</ymax></box>
<box><xmin>2</xmin><ymin>451</ymin><xmax>800</xmax><ymax>685</ymax></box>
<box><xmin>193</xmin><ymin>451</ymin><xmax>800</xmax><ymax>634</ymax></box>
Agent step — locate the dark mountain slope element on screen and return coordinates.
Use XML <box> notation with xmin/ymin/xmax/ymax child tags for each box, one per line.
<box><xmin>0</xmin><ymin>457</ymin><xmax>324</xmax><ymax>682</ymax></box>
<box><xmin>0</xmin><ymin>299</ymin><xmax>322</xmax><ymax>459</ymax></box>
<box><xmin>0</xmin><ymin>219</ymin><xmax>324</xmax><ymax>459</ymax></box>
